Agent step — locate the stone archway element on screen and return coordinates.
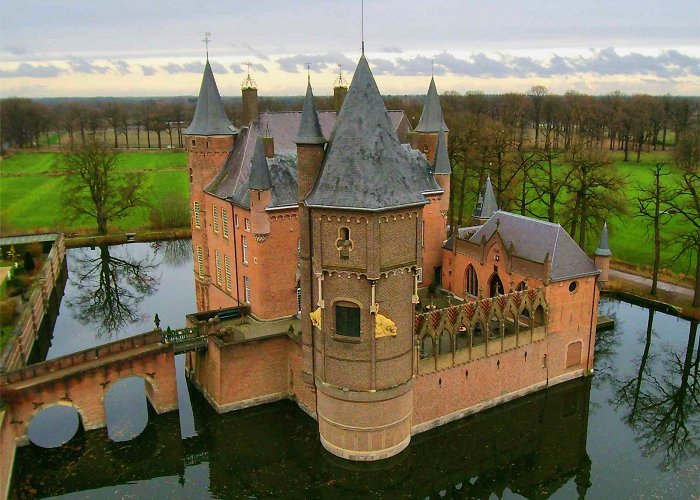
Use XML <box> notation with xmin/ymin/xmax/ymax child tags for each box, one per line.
<box><xmin>488</xmin><ymin>273</ymin><xmax>504</xmax><ymax>297</ymax></box>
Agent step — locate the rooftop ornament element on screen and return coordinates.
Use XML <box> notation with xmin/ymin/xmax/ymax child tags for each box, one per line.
<box><xmin>241</xmin><ymin>62</ymin><xmax>257</xmax><ymax>90</ymax></box>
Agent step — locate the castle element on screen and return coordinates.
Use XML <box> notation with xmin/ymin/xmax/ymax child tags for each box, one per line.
<box><xmin>183</xmin><ymin>53</ymin><xmax>609</xmax><ymax>461</ymax></box>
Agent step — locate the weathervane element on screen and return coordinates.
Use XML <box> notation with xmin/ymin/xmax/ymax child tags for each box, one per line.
<box><xmin>334</xmin><ymin>63</ymin><xmax>347</xmax><ymax>88</ymax></box>
<box><xmin>202</xmin><ymin>32</ymin><xmax>211</xmax><ymax>60</ymax></box>
<box><xmin>361</xmin><ymin>0</ymin><xmax>365</xmax><ymax>54</ymax></box>
<box><xmin>306</xmin><ymin>62</ymin><xmax>311</xmax><ymax>82</ymax></box>
<box><xmin>241</xmin><ymin>61</ymin><xmax>257</xmax><ymax>89</ymax></box>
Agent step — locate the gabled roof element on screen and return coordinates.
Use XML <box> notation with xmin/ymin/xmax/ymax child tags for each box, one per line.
<box><xmin>473</xmin><ymin>175</ymin><xmax>498</xmax><ymax>220</ymax></box>
<box><xmin>433</xmin><ymin>126</ymin><xmax>451</xmax><ymax>175</ymax></box>
<box><xmin>304</xmin><ymin>55</ymin><xmax>432</xmax><ymax>211</ymax></box>
<box><xmin>468</xmin><ymin>212</ymin><xmax>599</xmax><ymax>281</ymax></box>
<box><xmin>248</xmin><ymin>136</ymin><xmax>272</xmax><ymax>190</ymax></box>
<box><xmin>295</xmin><ymin>81</ymin><xmax>326</xmax><ymax>145</ymax></box>
<box><xmin>184</xmin><ymin>61</ymin><xmax>237</xmax><ymax>136</ymax></box>
<box><xmin>415</xmin><ymin>77</ymin><xmax>448</xmax><ymax>133</ymax></box>
<box><xmin>594</xmin><ymin>222</ymin><xmax>612</xmax><ymax>256</ymax></box>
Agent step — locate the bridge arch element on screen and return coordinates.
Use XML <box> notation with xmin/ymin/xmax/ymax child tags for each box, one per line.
<box><xmin>27</xmin><ymin>401</ymin><xmax>87</xmax><ymax>448</ymax></box>
<box><xmin>104</xmin><ymin>375</ymin><xmax>159</xmax><ymax>442</ymax></box>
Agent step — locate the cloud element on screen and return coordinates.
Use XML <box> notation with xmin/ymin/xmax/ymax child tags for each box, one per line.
<box><xmin>381</xmin><ymin>46</ymin><xmax>403</xmax><ymax>54</ymax></box>
<box><xmin>140</xmin><ymin>65</ymin><xmax>156</xmax><ymax>76</ymax></box>
<box><xmin>162</xmin><ymin>61</ymin><xmax>228</xmax><ymax>74</ymax></box>
<box><xmin>231</xmin><ymin>62</ymin><xmax>268</xmax><ymax>74</ymax></box>
<box><xmin>3</xmin><ymin>45</ymin><xmax>31</xmax><ymax>56</ymax></box>
<box><xmin>110</xmin><ymin>60</ymin><xmax>131</xmax><ymax>75</ymax></box>
<box><xmin>68</xmin><ymin>57</ymin><xmax>110</xmax><ymax>74</ymax></box>
<box><xmin>276</xmin><ymin>53</ymin><xmax>356</xmax><ymax>73</ymax></box>
<box><xmin>0</xmin><ymin>62</ymin><xmax>64</xmax><ymax>78</ymax></box>
<box><xmin>243</xmin><ymin>43</ymin><xmax>269</xmax><ymax>61</ymax></box>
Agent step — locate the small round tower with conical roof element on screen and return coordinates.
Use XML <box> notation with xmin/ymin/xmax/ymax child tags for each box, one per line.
<box><xmin>594</xmin><ymin>222</ymin><xmax>612</xmax><ymax>287</ymax></box>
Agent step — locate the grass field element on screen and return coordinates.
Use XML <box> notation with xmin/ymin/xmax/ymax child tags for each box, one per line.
<box><xmin>0</xmin><ymin>151</ymin><xmax>188</xmax><ymax>234</ymax></box>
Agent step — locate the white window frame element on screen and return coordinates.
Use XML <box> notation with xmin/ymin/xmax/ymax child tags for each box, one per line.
<box><xmin>241</xmin><ymin>235</ymin><xmax>248</xmax><ymax>264</ymax></box>
<box><xmin>215</xmin><ymin>251</ymin><xmax>222</xmax><ymax>285</ymax></box>
<box><xmin>224</xmin><ymin>255</ymin><xmax>232</xmax><ymax>291</ymax></box>
<box><xmin>222</xmin><ymin>208</ymin><xmax>229</xmax><ymax>238</ymax></box>
<box><xmin>234</xmin><ymin>214</ymin><xmax>239</xmax><ymax>228</ymax></box>
<box><xmin>196</xmin><ymin>246</ymin><xmax>204</xmax><ymax>277</ymax></box>
<box><xmin>243</xmin><ymin>276</ymin><xmax>251</xmax><ymax>303</ymax></box>
<box><xmin>296</xmin><ymin>287</ymin><xmax>302</xmax><ymax>316</ymax></box>
<box><xmin>244</xmin><ymin>218</ymin><xmax>251</xmax><ymax>232</ymax></box>
<box><xmin>417</xmin><ymin>267</ymin><xmax>423</xmax><ymax>284</ymax></box>
<box><xmin>194</xmin><ymin>201</ymin><xmax>201</xmax><ymax>229</ymax></box>
<box><xmin>212</xmin><ymin>205</ymin><xmax>219</xmax><ymax>234</ymax></box>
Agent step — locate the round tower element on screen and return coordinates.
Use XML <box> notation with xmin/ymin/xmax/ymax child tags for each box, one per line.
<box><xmin>594</xmin><ymin>222</ymin><xmax>612</xmax><ymax>287</ymax></box>
<box><xmin>303</xmin><ymin>55</ymin><xmax>423</xmax><ymax>461</ymax></box>
<box><xmin>410</xmin><ymin>77</ymin><xmax>448</xmax><ymax>163</ymax></box>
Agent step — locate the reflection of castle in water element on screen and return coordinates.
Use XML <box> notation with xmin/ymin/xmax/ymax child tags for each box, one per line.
<box><xmin>13</xmin><ymin>378</ymin><xmax>592</xmax><ymax>498</ymax></box>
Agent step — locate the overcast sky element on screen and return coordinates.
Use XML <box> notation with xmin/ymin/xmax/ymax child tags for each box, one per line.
<box><xmin>1</xmin><ymin>0</ymin><xmax>698</xmax><ymax>98</ymax></box>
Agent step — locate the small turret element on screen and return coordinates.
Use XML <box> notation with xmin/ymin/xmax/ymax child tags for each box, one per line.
<box><xmin>594</xmin><ymin>222</ymin><xmax>612</xmax><ymax>286</ymax></box>
<box><xmin>248</xmin><ymin>136</ymin><xmax>272</xmax><ymax>242</ymax></box>
<box><xmin>433</xmin><ymin>125</ymin><xmax>451</xmax><ymax>223</ymax></box>
<box><xmin>411</xmin><ymin>77</ymin><xmax>448</xmax><ymax>163</ymax></box>
<box><xmin>296</xmin><ymin>79</ymin><xmax>326</xmax><ymax>198</ymax></box>
<box><xmin>473</xmin><ymin>175</ymin><xmax>498</xmax><ymax>225</ymax></box>
<box><xmin>333</xmin><ymin>65</ymin><xmax>348</xmax><ymax>114</ymax></box>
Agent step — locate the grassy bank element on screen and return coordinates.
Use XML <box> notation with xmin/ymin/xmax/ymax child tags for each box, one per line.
<box><xmin>0</xmin><ymin>151</ymin><xmax>188</xmax><ymax>234</ymax></box>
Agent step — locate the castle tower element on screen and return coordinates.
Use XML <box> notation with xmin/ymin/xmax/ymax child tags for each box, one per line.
<box><xmin>333</xmin><ymin>65</ymin><xmax>348</xmax><ymax>114</ymax></box>
<box><xmin>295</xmin><ymin>79</ymin><xmax>327</xmax><ymax>385</ymax></box>
<box><xmin>304</xmin><ymin>55</ymin><xmax>427</xmax><ymax>461</ymax></box>
<box><xmin>184</xmin><ymin>60</ymin><xmax>237</xmax><ymax>311</ymax></box>
<box><xmin>472</xmin><ymin>175</ymin><xmax>498</xmax><ymax>225</ymax></box>
<box><xmin>411</xmin><ymin>77</ymin><xmax>448</xmax><ymax>163</ymax></box>
<box><xmin>594</xmin><ymin>222</ymin><xmax>612</xmax><ymax>286</ymax></box>
<box><xmin>241</xmin><ymin>68</ymin><xmax>259</xmax><ymax>125</ymax></box>
<box><xmin>248</xmin><ymin>136</ymin><xmax>272</xmax><ymax>243</ymax></box>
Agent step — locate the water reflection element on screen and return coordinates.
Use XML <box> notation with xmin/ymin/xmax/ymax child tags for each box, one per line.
<box><xmin>151</xmin><ymin>239</ymin><xmax>192</xmax><ymax>267</ymax></box>
<box><xmin>66</xmin><ymin>245</ymin><xmax>160</xmax><ymax>340</ymax></box>
<box><xmin>611</xmin><ymin>313</ymin><xmax>700</xmax><ymax>469</ymax></box>
<box><xmin>12</xmin><ymin>377</ymin><xmax>592</xmax><ymax>499</ymax></box>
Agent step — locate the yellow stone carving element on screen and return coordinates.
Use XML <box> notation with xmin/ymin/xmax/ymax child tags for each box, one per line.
<box><xmin>375</xmin><ymin>314</ymin><xmax>397</xmax><ymax>338</ymax></box>
<box><xmin>310</xmin><ymin>308</ymin><xmax>322</xmax><ymax>329</ymax></box>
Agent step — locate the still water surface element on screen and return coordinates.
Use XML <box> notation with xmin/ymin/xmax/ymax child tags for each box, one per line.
<box><xmin>11</xmin><ymin>241</ymin><xmax>700</xmax><ymax>498</ymax></box>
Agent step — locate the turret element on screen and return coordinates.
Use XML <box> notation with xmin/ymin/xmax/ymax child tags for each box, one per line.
<box><xmin>433</xmin><ymin>125</ymin><xmax>451</xmax><ymax>219</ymax></box>
<box><xmin>295</xmin><ymin>78</ymin><xmax>326</xmax><ymax>387</ymax></box>
<box><xmin>594</xmin><ymin>222</ymin><xmax>612</xmax><ymax>286</ymax></box>
<box><xmin>241</xmin><ymin>70</ymin><xmax>259</xmax><ymax>125</ymax></box>
<box><xmin>472</xmin><ymin>175</ymin><xmax>498</xmax><ymax>225</ymax></box>
<box><xmin>248</xmin><ymin>136</ymin><xmax>272</xmax><ymax>243</ymax></box>
<box><xmin>411</xmin><ymin>77</ymin><xmax>448</xmax><ymax>163</ymax></box>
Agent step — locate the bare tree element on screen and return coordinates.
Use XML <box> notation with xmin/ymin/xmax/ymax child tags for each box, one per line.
<box><xmin>63</xmin><ymin>139</ymin><xmax>146</xmax><ymax>235</ymax></box>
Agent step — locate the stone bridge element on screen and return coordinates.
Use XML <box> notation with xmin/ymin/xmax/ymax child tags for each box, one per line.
<box><xmin>0</xmin><ymin>330</ymin><xmax>179</xmax><ymax>446</ymax></box>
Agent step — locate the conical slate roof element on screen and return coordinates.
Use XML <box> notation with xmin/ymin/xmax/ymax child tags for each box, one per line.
<box><xmin>295</xmin><ymin>80</ymin><xmax>326</xmax><ymax>145</ymax></box>
<box><xmin>433</xmin><ymin>126</ymin><xmax>451</xmax><ymax>175</ymax></box>
<box><xmin>594</xmin><ymin>222</ymin><xmax>612</xmax><ymax>256</ymax></box>
<box><xmin>415</xmin><ymin>77</ymin><xmax>448</xmax><ymax>133</ymax></box>
<box><xmin>184</xmin><ymin>61</ymin><xmax>237</xmax><ymax>136</ymax></box>
<box><xmin>248</xmin><ymin>136</ymin><xmax>272</xmax><ymax>190</ymax></box>
<box><xmin>305</xmin><ymin>55</ymin><xmax>429</xmax><ymax>211</ymax></box>
<box><xmin>473</xmin><ymin>175</ymin><xmax>498</xmax><ymax>220</ymax></box>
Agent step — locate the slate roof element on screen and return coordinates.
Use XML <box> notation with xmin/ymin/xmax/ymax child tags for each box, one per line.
<box><xmin>595</xmin><ymin>222</ymin><xmax>612</xmax><ymax>256</ymax></box>
<box><xmin>247</xmin><ymin>136</ymin><xmax>272</xmax><ymax>190</ymax></box>
<box><xmin>305</xmin><ymin>55</ymin><xmax>437</xmax><ymax>211</ymax></box>
<box><xmin>473</xmin><ymin>175</ymin><xmax>498</xmax><ymax>220</ymax></box>
<box><xmin>415</xmin><ymin>77</ymin><xmax>448</xmax><ymax>133</ymax></box>
<box><xmin>469</xmin><ymin>212</ymin><xmax>600</xmax><ymax>281</ymax></box>
<box><xmin>433</xmin><ymin>126</ymin><xmax>451</xmax><ymax>175</ymax></box>
<box><xmin>184</xmin><ymin>61</ymin><xmax>237</xmax><ymax>136</ymax></box>
<box><xmin>295</xmin><ymin>81</ymin><xmax>326</xmax><ymax>145</ymax></box>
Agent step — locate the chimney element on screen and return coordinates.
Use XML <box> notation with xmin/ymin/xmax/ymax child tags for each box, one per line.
<box><xmin>241</xmin><ymin>70</ymin><xmax>258</xmax><ymax>125</ymax></box>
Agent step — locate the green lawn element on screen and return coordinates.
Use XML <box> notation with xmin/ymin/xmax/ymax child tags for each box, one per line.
<box><xmin>1</xmin><ymin>152</ymin><xmax>188</xmax><ymax>233</ymax></box>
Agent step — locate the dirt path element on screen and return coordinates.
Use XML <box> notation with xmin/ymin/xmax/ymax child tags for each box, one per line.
<box><xmin>609</xmin><ymin>269</ymin><xmax>694</xmax><ymax>298</ymax></box>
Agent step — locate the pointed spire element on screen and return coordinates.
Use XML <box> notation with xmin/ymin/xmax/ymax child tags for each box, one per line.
<box><xmin>595</xmin><ymin>222</ymin><xmax>612</xmax><ymax>256</ymax></box>
<box><xmin>184</xmin><ymin>61</ymin><xmax>236</xmax><ymax>136</ymax></box>
<box><xmin>415</xmin><ymin>77</ymin><xmax>448</xmax><ymax>133</ymax></box>
<box><xmin>248</xmin><ymin>136</ymin><xmax>272</xmax><ymax>190</ymax></box>
<box><xmin>473</xmin><ymin>175</ymin><xmax>498</xmax><ymax>220</ymax></box>
<box><xmin>433</xmin><ymin>125</ymin><xmax>451</xmax><ymax>175</ymax></box>
<box><xmin>295</xmin><ymin>80</ymin><xmax>326</xmax><ymax>145</ymax></box>
<box><xmin>305</xmin><ymin>54</ymin><xmax>427</xmax><ymax>211</ymax></box>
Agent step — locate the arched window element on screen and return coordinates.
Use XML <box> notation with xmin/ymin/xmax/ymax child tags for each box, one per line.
<box><xmin>420</xmin><ymin>335</ymin><xmax>434</xmax><ymax>359</ymax></box>
<box><xmin>456</xmin><ymin>326</ymin><xmax>469</xmax><ymax>350</ymax></box>
<box><xmin>516</xmin><ymin>281</ymin><xmax>526</xmax><ymax>292</ymax></box>
<box><xmin>489</xmin><ymin>315</ymin><xmax>501</xmax><ymax>339</ymax></box>
<box><xmin>439</xmin><ymin>330</ymin><xmax>452</xmax><ymax>355</ymax></box>
<box><xmin>534</xmin><ymin>305</ymin><xmax>546</xmax><ymax>326</ymax></box>
<box><xmin>336</xmin><ymin>302</ymin><xmax>360</xmax><ymax>337</ymax></box>
<box><xmin>488</xmin><ymin>273</ymin><xmax>504</xmax><ymax>297</ymax></box>
<box><xmin>465</xmin><ymin>265</ymin><xmax>479</xmax><ymax>297</ymax></box>
<box><xmin>337</xmin><ymin>227</ymin><xmax>352</xmax><ymax>260</ymax></box>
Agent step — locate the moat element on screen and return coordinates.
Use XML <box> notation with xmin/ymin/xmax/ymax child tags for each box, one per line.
<box><xmin>9</xmin><ymin>241</ymin><xmax>700</xmax><ymax>499</ymax></box>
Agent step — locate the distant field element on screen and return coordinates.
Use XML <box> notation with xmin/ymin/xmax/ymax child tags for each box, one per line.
<box><xmin>0</xmin><ymin>151</ymin><xmax>188</xmax><ymax>234</ymax></box>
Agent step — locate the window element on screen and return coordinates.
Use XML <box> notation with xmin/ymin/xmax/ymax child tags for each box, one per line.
<box><xmin>191</xmin><ymin>139</ymin><xmax>195</xmax><ymax>146</ymax></box>
<box><xmin>194</xmin><ymin>201</ymin><xmax>201</xmax><ymax>229</ymax></box>
<box><xmin>488</xmin><ymin>272</ymin><xmax>504</xmax><ymax>297</ymax></box>
<box><xmin>196</xmin><ymin>246</ymin><xmax>204</xmax><ymax>277</ymax></box>
<box><xmin>421</xmin><ymin>221</ymin><xmax>425</xmax><ymax>248</ymax></box>
<box><xmin>244</xmin><ymin>218</ymin><xmax>251</xmax><ymax>232</ymax></box>
<box><xmin>224</xmin><ymin>255</ymin><xmax>231</xmax><ymax>291</ymax></box>
<box><xmin>212</xmin><ymin>206</ymin><xmax>219</xmax><ymax>233</ymax></box>
<box><xmin>234</xmin><ymin>214</ymin><xmax>239</xmax><ymax>228</ymax></box>
<box><xmin>222</xmin><ymin>208</ymin><xmax>229</xmax><ymax>238</ymax></box>
<box><xmin>465</xmin><ymin>265</ymin><xmax>478</xmax><ymax>296</ymax></box>
<box><xmin>569</xmin><ymin>281</ymin><xmax>578</xmax><ymax>293</ymax></box>
<box><xmin>335</xmin><ymin>304</ymin><xmax>360</xmax><ymax>338</ymax></box>
<box><xmin>215</xmin><ymin>251</ymin><xmax>222</xmax><ymax>285</ymax></box>
<box><xmin>189</xmin><ymin>168</ymin><xmax>193</xmax><ymax>184</ymax></box>
<box><xmin>296</xmin><ymin>287</ymin><xmax>302</xmax><ymax>316</ymax></box>
<box><xmin>417</xmin><ymin>268</ymin><xmax>423</xmax><ymax>284</ymax></box>
<box><xmin>243</xmin><ymin>276</ymin><xmax>251</xmax><ymax>303</ymax></box>
<box><xmin>241</xmin><ymin>235</ymin><xmax>248</xmax><ymax>264</ymax></box>
<box><xmin>337</xmin><ymin>227</ymin><xmax>352</xmax><ymax>259</ymax></box>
